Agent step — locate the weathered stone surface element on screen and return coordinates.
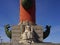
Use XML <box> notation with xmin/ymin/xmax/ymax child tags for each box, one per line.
<box><xmin>11</xmin><ymin>25</ymin><xmax>60</xmax><ymax>45</ymax></box>
<box><xmin>19</xmin><ymin>43</ymin><xmax>60</xmax><ymax>45</ymax></box>
<box><xmin>0</xmin><ymin>43</ymin><xmax>60</xmax><ymax>45</ymax></box>
<box><xmin>11</xmin><ymin>25</ymin><xmax>43</xmax><ymax>45</ymax></box>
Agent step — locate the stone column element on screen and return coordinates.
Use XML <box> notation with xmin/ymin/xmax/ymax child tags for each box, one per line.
<box><xmin>20</xmin><ymin>0</ymin><xmax>36</xmax><ymax>24</ymax></box>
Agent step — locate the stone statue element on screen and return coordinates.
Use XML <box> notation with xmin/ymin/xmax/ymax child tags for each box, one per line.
<box><xmin>19</xmin><ymin>25</ymin><xmax>34</xmax><ymax>44</ymax></box>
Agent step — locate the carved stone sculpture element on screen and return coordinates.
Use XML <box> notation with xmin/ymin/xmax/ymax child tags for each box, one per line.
<box><xmin>19</xmin><ymin>25</ymin><xmax>35</xmax><ymax>44</ymax></box>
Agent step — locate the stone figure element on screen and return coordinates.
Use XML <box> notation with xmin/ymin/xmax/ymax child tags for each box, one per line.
<box><xmin>19</xmin><ymin>25</ymin><xmax>34</xmax><ymax>44</ymax></box>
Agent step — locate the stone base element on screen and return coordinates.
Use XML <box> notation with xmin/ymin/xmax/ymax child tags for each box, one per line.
<box><xmin>0</xmin><ymin>42</ymin><xmax>60</xmax><ymax>45</ymax></box>
<box><xmin>12</xmin><ymin>43</ymin><xmax>60</xmax><ymax>45</ymax></box>
<box><xmin>11</xmin><ymin>25</ymin><xmax>43</xmax><ymax>45</ymax></box>
<box><xmin>19</xmin><ymin>43</ymin><xmax>60</xmax><ymax>45</ymax></box>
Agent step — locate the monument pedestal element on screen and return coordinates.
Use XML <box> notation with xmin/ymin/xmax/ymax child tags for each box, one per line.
<box><xmin>11</xmin><ymin>25</ymin><xmax>43</xmax><ymax>45</ymax></box>
<box><xmin>19</xmin><ymin>43</ymin><xmax>60</xmax><ymax>45</ymax></box>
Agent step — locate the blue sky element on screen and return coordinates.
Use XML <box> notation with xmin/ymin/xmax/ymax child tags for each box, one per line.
<box><xmin>0</xmin><ymin>0</ymin><xmax>60</xmax><ymax>43</ymax></box>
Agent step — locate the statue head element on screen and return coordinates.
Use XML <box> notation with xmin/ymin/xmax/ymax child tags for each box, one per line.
<box><xmin>25</xmin><ymin>25</ymin><xmax>31</xmax><ymax>32</ymax></box>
